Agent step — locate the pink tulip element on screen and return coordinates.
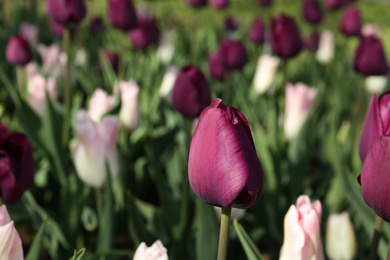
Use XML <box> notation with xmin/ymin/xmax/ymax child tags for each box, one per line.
<box><xmin>119</xmin><ymin>80</ymin><xmax>140</xmax><ymax>131</ymax></box>
<box><xmin>88</xmin><ymin>89</ymin><xmax>116</xmax><ymax>122</ymax></box>
<box><xmin>27</xmin><ymin>74</ymin><xmax>57</xmax><ymax>116</ymax></box>
<box><xmin>280</xmin><ymin>195</ymin><xmax>324</xmax><ymax>260</ymax></box>
<box><xmin>133</xmin><ymin>240</ymin><xmax>168</xmax><ymax>260</ymax></box>
<box><xmin>253</xmin><ymin>54</ymin><xmax>280</xmax><ymax>95</ymax></box>
<box><xmin>0</xmin><ymin>205</ymin><xmax>24</xmax><ymax>260</ymax></box>
<box><xmin>37</xmin><ymin>44</ymin><xmax>67</xmax><ymax>79</ymax></box>
<box><xmin>19</xmin><ymin>22</ymin><xmax>38</xmax><ymax>47</ymax></box>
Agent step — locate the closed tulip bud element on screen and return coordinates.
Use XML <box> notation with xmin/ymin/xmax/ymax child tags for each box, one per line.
<box><xmin>89</xmin><ymin>16</ymin><xmax>105</xmax><ymax>35</ymax></box>
<box><xmin>119</xmin><ymin>80</ymin><xmax>140</xmax><ymax>131</ymax></box>
<box><xmin>354</xmin><ymin>36</ymin><xmax>389</xmax><ymax>76</ymax></box>
<box><xmin>324</xmin><ymin>0</ymin><xmax>343</xmax><ymax>10</ymax></box>
<box><xmin>27</xmin><ymin>74</ymin><xmax>57</xmax><ymax>116</ymax></box>
<box><xmin>0</xmin><ymin>125</ymin><xmax>35</xmax><ymax>204</ymax></box>
<box><xmin>340</xmin><ymin>7</ymin><xmax>362</xmax><ymax>37</ymax></box>
<box><xmin>186</xmin><ymin>0</ymin><xmax>207</xmax><ymax>7</ymax></box>
<box><xmin>362</xmin><ymin>24</ymin><xmax>380</xmax><ymax>38</ymax></box>
<box><xmin>19</xmin><ymin>22</ymin><xmax>38</xmax><ymax>47</ymax></box>
<box><xmin>270</xmin><ymin>14</ymin><xmax>303</xmax><ymax>59</ymax></box>
<box><xmin>316</xmin><ymin>30</ymin><xmax>335</xmax><ymax>64</ymax></box>
<box><xmin>188</xmin><ymin>98</ymin><xmax>264</xmax><ymax>208</ymax></box>
<box><xmin>219</xmin><ymin>39</ymin><xmax>248</xmax><ymax>70</ymax></box>
<box><xmin>133</xmin><ymin>240</ymin><xmax>168</xmax><ymax>260</ymax></box>
<box><xmin>6</xmin><ymin>36</ymin><xmax>32</xmax><ymax>66</ymax></box>
<box><xmin>88</xmin><ymin>89</ymin><xmax>116</xmax><ymax>122</ymax></box>
<box><xmin>248</xmin><ymin>18</ymin><xmax>265</xmax><ymax>45</ymax></box>
<box><xmin>172</xmin><ymin>65</ymin><xmax>211</xmax><ymax>118</ymax></box>
<box><xmin>108</xmin><ymin>0</ymin><xmax>138</xmax><ymax>31</ymax></box>
<box><xmin>365</xmin><ymin>76</ymin><xmax>387</xmax><ymax>94</ymax></box>
<box><xmin>46</xmin><ymin>0</ymin><xmax>86</xmax><ymax>25</ymax></box>
<box><xmin>302</xmin><ymin>0</ymin><xmax>323</xmax><ymax>25</ymax></box>
<box><xmin>224</xmin><ymin>17</ymin><xmax>239</xmax><ymax>33</ymax></box>
<box><xmin>160</xmin><ymin>66</ymin><xmax>179</xmax><ymax>102</ymax></box>
<box><xmin>257</xmin><ymin>0</ymin><xmax>272</xmax><ymax>6</ymax></box>
<box><xmin>99</xmin><ymin>50</ymin><xmax>119</xmax><ymax>73</ymax></box>
<box><xmin>129</xmin><ymin>17</ymin><xmax>160</xmax><ymax>49</ymax></box>
<box><xmin>211</xmin><ymin>0</ymin><xmax>229</xmax><ymax>9</ymax></box>
<box><xmin>280</xmin><ymin>195</ymin><xmax>324</xmax><ymax>260</ymax></box>
<box><xmin>305</xmin><ymin>31</ymin><xmax>320</xmax><ymax>51</ymax></box>
<box><xmin>326</xmin><ymin>212</ymin><xmax>356</xmax><ymax>260</ymax></box>
<box><xmin>72</xmin><ymin>111</ymin><xmax>119</xmax><ymax>188</ymax></box>
<box><xmin>0</xmin><ymin>205</ymin><xmax>24</xmax><ymax>259</ymax></box>
<box><xmin>208</xmin><ymin>50</ymin><xmax>226</xmax><ymax>81</ymax></box>
<box><xmin>284</xmin><ymin>83</ymin><xmax>317</xmax><ymax>142</ymax></box>
<box><xmin>253</xmin><ymin>54</ymin><xmax>280</xmax><ymax>95</ymax></box>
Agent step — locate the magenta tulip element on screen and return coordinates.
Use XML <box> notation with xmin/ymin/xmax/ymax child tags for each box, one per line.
<box><xmin>324</xmin><ymin>0</ymin><xmax>343</xmax><ymax>10</ymax></box>
<box><xmin>46</xmin><ymin>0</ymin><xmax>86</xmax><ymax>25</ymax></box>
<box><xmin>302</xmin><ymin>0</ymin><xmax>323</xmax><ymax>25</ymax></box>
<box><xmin>211</xmin><ymin>0</ymin><xmax>229</xmax><ymax>9</ymax></box>
<box><xmin>6</xmin><ymin>36</ymin><xmax>32</xmax><ymax>66</ymax></box>
<box><xmin>354</xmin><ymin>36</ymin><xmax>389</xmax><ymax>76</ymax></box>
<box><xmin>89</xmin><ymin>16</ymin><xmax>105</xmax><ymax>35</ymax></box>
<box><xmin>129</xmin><ymin>17</ymin><xmax>160</xmax><ymax>49</ymax></box>
<box><xmin>108</xmin><ymin>0</ymin><xmax>138</xmax><ymax>31</ymax></box>
<box><xmin>248</xmin><ymin>18</ymin><xmax>265</xmax><ymax>45</ymax></box>
<box><xmin>340</xmin><ymin>7</ymin><xmax>362</xmax><ymax>37</ymax></box>
<box><xmin>219</xmin><ymin>39</ymin><xmax>248</xmax><ymax>70</ymax></box>
<box><xmin>188</xmin><ymin>98</ymin><xmax>264</xmax><ymax>208</ymax></box>
<box><xmin>208</xmin><ymin>50</ymin><xmax>225</xmax><ymax>81</ymax></box>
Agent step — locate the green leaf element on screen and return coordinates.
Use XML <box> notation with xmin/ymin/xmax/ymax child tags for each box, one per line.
<box><xmin>233</xmin><ymin>219</ymin><xmax>264</xmax><ymax>260</ymax></box>
<box><xmin>195</xmin><ymin>201</ymin><xmax>218</xmax><ymax>260</ymax></box>
<box><xmin>69</xmin><ymin>248</ymin><xmax>86</xmax><ymax>260</ymax></box>
<box><xmin>25</xmin><ymin>219</ymin><xmax>48</xmax><ymax>260</ymax></box>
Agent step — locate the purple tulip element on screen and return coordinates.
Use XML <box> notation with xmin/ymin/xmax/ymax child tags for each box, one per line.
<box><xmin>248</xmin><ymin>18</ymin><xmax>265</xmax><ymax>45</ymax></box>
<box><xmin>172</xmin><ymin>65</ymin><xmax>211</xmax><ymax>118</ymax></box>
<box><xmin>354</xmin><ymin>36</ymin><xmax>389</xmax><ymax>76</ymax></box>
<box><xmin>0</xmin><ymin>124</ymin><xmax>34</xmax><ymax>204</ymax></box>
<box><xmin>188</xmin><ymin>98</ymin><xmax>264</xmax><ymax>208</ymax></box>
<box><xmin>186</xmin><ymin>0</ymin><xmax>207</xmax><ymax>7</ymax></box>
<box><xmin>324</xmin><ymin>0</ymin><xmax>344</xmax><ymax>10</ymax></box>
<box><xmin>304</xmin><ymin>31</ymin><xmax>320</xmax><ymax>51</ymax></box>
<box><xmin>208</xmin><ymin>50</ymin><xmax>225</xmax><ymax>81</ymax></box>
<box><xmin>46</xmin><ymin>0</ymin><xmax>86</xmax><ymax>25</ymax></box>
<box><xmin>224</xmin><ymin>17</ymin><xmax>239</xmax><ymax>32</ymax></box>
<box><xmin>359</xmin><ymin>135</ymin><xmax>390</xmax><ymax>221</ymax></box>
<box><xmin>6</xmin><ymin>36</ymin><xmax>32</xmax><ymax>66</ymax></box>
<box><xmin>270</xmin><ymin>14</ymin><xmax>303</xmax><ymax>58</ymax></box>
<box><xmin>302</xmin><ymin>0</ymin><xmax>323</xmax><ymax>25</ymax></box>
<box><xmin>129</xmin><ymin>17</ymin><xmax>160</xmax><ymax>49</ymax></box>
<box><xmin>359</xmin><ymin>93</ymin><xmax>390</xmax><ymax>162</ymax></box>
<box><xmin>257</xmin><ymin>0</ymin><xmax>272</xmax><ymax>6</ymax></box>
<box><xmin>211</xmin><ymin>0</ymin><xmax>229</xmax><ymax>9</ymax></box>
<box><xmin>99</xmin><ymin>50</ymin><xmax>119</xmax><ymax>73</ymax></box>
<box><xmin>219</xmin><ymin>39</ymin><xmax>248</xmax><ymax>70</ymax></box>
<box><xmin>108</xmin><ymin>0</ymin><xmax>138</xmax><ymax>31</ymax></box>
<box><xmin>50</xmin><ymin>20</ymin><xmax>77</xmax><ymax>38</ymax></box>
<box><xmin>340</xmin><ymin>7</ymin><xmax>361</xmax><ymax>37</ymax></box>
<box><xmin>89</xmin><ymin>16</ymin><xmax>105</xmax><ymax>35</ymax></box>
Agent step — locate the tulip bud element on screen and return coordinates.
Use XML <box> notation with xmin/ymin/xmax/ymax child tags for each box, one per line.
<box><xmin>89</xmin><ymin>16</ymin><xmax>105</xmax><ymax>35</ymax></box>
<box><xmin>37</xmin><ymin>44</ymin><xmax>66</xmax><ymax>79</ymax></box>
<box><xmin>257</xmin><ymin>0</ymin><xmax>272</xmax><ymax>6</ymax></box>
<box><xmin>0</xmin><ymin>125</ymin><xmax>35</xmax><ymax>204</ymax></box>
<box><xmin>208</xmin><ymin>50</ymin><xmax>226</xmax><ymax>81</ymax></box>
<box><xmin>305</xmin><ymin>31</ymin><xmax>320</xmax><ymax>51</ymax></box>
<box><xmin>159</xmin><ymin>65</ymin><xmax>179</xmax><ymax>102</ymax></box>
<box><xmin>172</xmin><ymin>65</ymin><xmax>211</xmax><ymax>118</ymax></box>
<box><xmin>211</xmin><ymin>0</ymin><xmax>229</xmax><ymax>9</ymax></box>
<box><xmin>224</xmin><ymin>17</ymin><xmax>239</xmax><ymax>33</ymax></box>
<box><xmin>280</xmin><ymin>195</ymin><xmax>323</xmax><ymax>260</ymax></box>
<box><xmin>361</xmin><ymin>24</ymin><xmax>380</xmax><ymax>38</ymax></box>
<box><xmin>188</xmin><ymin>98</ymin><xmax>264</xmax><ymax>208</ymax></box>
<box><xmin>365</xmin><ymin>76</ymin><xmax>387</xmax><ymax>94</ymax></box>
<box><xmin>340</xmin><ymin>7</ymin><xmax>362</xmax><ymax>37</ymax></box>
<box><xmin>316</xmin><ymin>30</ymin><xmax>335</xmax><ymax>64</ymax></box>
<box><xmin>326</xmin><ymin>212</ymin><xmax>356</xmax><ymax>260</ymax></box>
<box><xmin>27</xmin><ymin>74</ymin><xmax>57</xmax><ymax>116</ymax></box>
<box><xmin>186</xmin><ymin>0</ymin><xmax>207</xmax><ymax>7</ymax></box>
<box><xmin>119</xmin><ymin>80</ymin><xmax>140</xmax><ymax>131</ymax></box>
<box><xmin>248</xmin><ymin>18</ymin><xmax>265</xmax><ymax>45</ymax></box>
<box><xmin>99</xmin><ymin>50</ymin><xmax>119</xmax><ymax>73</ymax></box>
<box><xmin>72</xmin><ymin>111</ymin><xmax>119</xmax><ymax>188</ymax></box>
<box><xmin>133</xmin><ymin>240</ymin><xmax>168</xmax><ymax>260</ymax></box>
<box><xmin>129</xmin><ymin>17</ymin><xmax>160</xmax><ymax>49</ymax></box>
<box><xmin>324</xmin><ymin>0</ymin><xmax>343</xmax><ymax>10</ymax></box>
<box><xmin>19</xmin><ymin>22</ymin><xmax>38</xmax><ymax>47</ymax></box>
<box><xmin>0</xmin><ymin>205</ymin><xmax>24</xmax><ymax>259</ymax></box>
<box><xmin>270</xmin><ymin>14</ymin><xmax>303</xmax><ymax>59</ymax></box>
<box><xmin>88</xmin><ymin>89</ymin><xmax>116</xmax><ymax>122</ymax></box>
<box><xmin>253</xmin><ymin>54</ymin><xmax>280</xmax><ymax>95</ymax></box>
<box><xmin>6</xmin><ymin>36</ymin><xmax>32</xmax><ymax>66</ymax></box>
<box><xmin>46</xmin><ymin>0</ymin><xmax>86</xmax><ymax>25</ymax></box>
<box><xmin>108</xmin><ymin>0</ymin><xmax>138</xmax><ymax>31</ymax></box>
<box><xmin>284</xmin><ymin>83</ymin><xmax>317</xmax><ymax>142</ymax></box>
<box><xmin>219</xmin><ymin>39</ymin><xmax>248</xmax><ymax>70</ymax></box>
<box><xmin>157</xmin><ymin>34</ymin><xmax>175</xmax><ymax>64</ymax></box>
<box><xmin>302</xmin><ymin>0</ymin><xmax>323</xmax><ymax>25</ymax></box>
<box><xmin>354</xmin><ymin>36</ymin><xmax>389</xmax><ymax>76</ymax></box>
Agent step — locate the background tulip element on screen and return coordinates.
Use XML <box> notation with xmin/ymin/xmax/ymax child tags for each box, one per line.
<box><xmin>188</xmin><ymin>98</ymin><xmax>264</xmax><ymax>208</ymax></box>
<box><xmin>316</xmin><ymin>30</ymin><xmax>334</xmax><ymax>64</ymax></box>
<box><xmin>6</xmin><ymin>36</ymin><xmax>32</xmax><ymax>66</ymax></box>
<box><xmin>37</xmin><ymin>44</ymin><xmax>67</xmax><ymax>79</ymax></box>
<box><xmin>224</xmin><ymin>16</ymin><xmax>239</xmax><ymax>33</ymax></box>
<box><xmin>253</xmin><ymin>54</ymin><xmax>280</xmax><ymax>95</ymax></box>
<box><xmin>305</xmin><ymin>31</ymin><xmax>320</xmax><ymax>51</ymax></box>
<box><xmin>362</xmin><ymin>24</ymin><xmax>380</xmax><ymax>37</ymax></box>
<box><xmin>159</xmin><ymin>65</ymin><xmax>179</xmax><ymax>102</ymax></box>
<box><xmin>46</xmin><ymin>0</ymin><xmax>86</xmax><ymax>25</ymax></box>
<box><xmin>186</xmin><ymin>0</ymin><xmax>207</xmax><ymax>7</ymax></box>
<box><xmin>88</xmin><ymin>89</ymin><xmax>116</xmax><ymax>122</ymax></box>
<box><xmin>157</xmin><ymin>33</ymin><xmax>175</xmax><ymax>64</ymax></box>
<box><xmin>208</xmin><ymin>50</ymin><xmax>226</xmax><ymax>81</ymax></box>
<box><xmin>365</xmin><ymin>76</ymin><xmax>387</xmax><ymax>94</ymax></box>
<box><xmin>89</xmin><ymin>16</ymin><xmax>105</xmax><ymax>35</ymax></box>
<box><xmin>354</xmin><ymin>36</ymin><xmax>389</xmax><ymax>76</ymax></box>
<box><xmin>27</xmin><ymin>74</ymin><xmax>57</xmax><ymax>116</ymax></box>
<box><xmin>302</xmin><ymin>0</ymin><xmax>323</xmax><ymax>25</ymax></box>
<box><xmin>133</xmin><ymin>240</ymin><xmax>168</xmax><ymax>260</ymax></box>
<box><xmin>108</xmin><ymin>0</ymin><xmax>138</xmax><ymax>31</ymax></box>
<box><xmin>0</xmin><ymin>125</ymin><xmax>35</xmax><ymax>204</ymax></box>
<box><xmin>129</xmin><ymin>17</ymin><xmax>160</xmax><ymax>49</ymax></box>
<box><xmin>324</xmin><ymin>0</ymin><xmax>344</xmax><ymax>10</ymax></box>
<box><xmin>0</xmin><ymin>205</ymin><xmax>24</xmax><ymax>259</ymax></box>
<box><xmin>219</xmin><ymin>39</ymin><xmax>248</xmax><ymax>70</ymax></box>
<box><xmin>118</xmin><ymin>80</ymin><xmax>140</xmax><ymax>131</ymax></box>
<box><xmin>211</xmin><ymin>0</ymin><xmax>229</xmax><ymax>9</ymax></box>
<box><xmin>172</xmin><ymin>65</ymin><xmax>211</xmax><ymax>118</ymax></box>
<box><xmin>248</xmin><ymin>18</ymin><xmax>265</xmax><ymax>45</ymax></box>
<box><xmin>340</xmin><ymin>7</ymin><xmax>362</xmax><ymax>37</ymax></box>
<box><xmin>280</xmin><ymin>195</ymin><xmax>324</xmax><ymax>260</ymax></box>
<box><xmin>19</xmin><ymin>22</ymin><xmax>38</xmax><ymax>47</ymax></box>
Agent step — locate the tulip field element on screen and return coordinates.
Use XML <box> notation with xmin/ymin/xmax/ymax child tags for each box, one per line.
<box><xmin>1</xmin><ymin>0</ymin><xmax>390</xmax><ymax>259</ymax></box>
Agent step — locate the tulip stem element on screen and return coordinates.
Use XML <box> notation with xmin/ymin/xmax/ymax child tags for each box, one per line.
<box><xmin>369</xmin><ymin>215</ymin><xmax>383</xmax><ymax>260</ymax></box>
<box><xmin>386</xmin><ymin>239</ymin><xmax>390</xmax><ymax>260</ymax></box>
<box><xmin>350</xmin><ymin>81</ymin><xmax>366</xmax><ymax>154</ymax></box>
<box><xmin>62</xmin><ymin>27</ymin><xmax>71</xmax><ymax>147</ymax></box>
<box><xmin>217</xmin><ymin>207</ymin><xmax>231</xmax><ymax>260</ymax></box>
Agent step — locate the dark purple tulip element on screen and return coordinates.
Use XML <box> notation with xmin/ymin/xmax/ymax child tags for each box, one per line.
<box><xmin>354</xmin><ymin>36</ymin><xmax>389</xmax><ymax>76</ymax></box>
<box><xmin>172</xmin><ymin>65</ymin><xmax>211</xmax><ymax>118</ymax></box>
<box><xmin>302</xmin><ymin>0</ymin><xmax>323</xmax><ymax>25</ymax></box>
<box><xmin>129</xmin><ymin>18</ymin><xmax>160</xmax><ymax>49</ymax></box>
<box><xmin>270</xmin><ymin>14</ymin><xmax>303</xmax><ymax>58</ymax></box>
<box><xmin>0</xmin><ymin>124</ymin><xmax>34</xmax><ymax>204</ymax></box>
<box><xmin>304</xmin><ymin>31</ymin><xmax>320</xmax><ymax>51</ymax></box>
<box><xmin>99</xmin><ymin>50</ymin><xmax>119</xmax><ymax>73</ymax></box>
<box><xmin>359</xmin><ymin>93</ymin><xmax>390</xmax><ymax>162</ymax></box>
<box><xmin>248</xmin><ymin>18</ymin><xmax>265</xmax><ymax>45</ymax></box>
<box><xmin>211</xmin><ymin>0</ymin><xmax>229</xmax><ymax>9</ymax></box>
<box><xmin>208</xmin><ymin>51</ymin><xmax>225</xmax><ymax>81</ymax></box>
<box><xmin>186</xmin><ymin>0</ymin><xmax>207</xmax><ymax>7</ymax></box>
<box><xmin>219</xmin><ymin>39</ymin><xmax>248</xmax><ymax>70</ymax></box>
<box><xmin>89</xmin><ymin>17</ymin><xmax>105</xmax><ymax>35</ymax></box>
<box><xmin>108</xmin><ymin>0</ymin><xmax>138</xmax><ymax>31</ymax></box>
<box><xmin>224</xmin><ymin>17</ymin><xmax>239</xmax><ymax>32</ymax></box>
<box><xmin>46</xmin><ymin>0</ymin><xmax>86</xmax><ymax>25</ymax></box>
<box><xmin>340</xmin><ymin>7</ymin><xmax>361</xmax><ymax>37</ymax></box>
<box><xmin>257</xmin><ymin>0</ymin><xmax>272</xmax><ymax>6</ymax></box>
<box><xmin>50</xmin><ymin>20</ymin><xmax>77</xmax><ymax>38</ymax></box>
<box><xmin>359</xmin><ymin>135</ymin><xmax>390</xmax><ymax>221</ymax></box>
<box><xmin>188</xmin><ymin>98</ymin><xmax>264</xmax><ymax>208</ymax></box>
<box><xmin>324</xmin><ymin>0</ymin><xmax>344</xmax><ymax>10</ymax></box>
<box><xmin>6</xmin><ymin>36</ymin><xmax>32</xmax><ymax>66</ymax></box>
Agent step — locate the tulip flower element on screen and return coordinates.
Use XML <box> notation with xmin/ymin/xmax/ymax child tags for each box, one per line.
<box><xmin>108</xmin><ymin>0</ymin><xmax>138</xmax><ymax>31</ymax></box>
<box><xmin>354</xmin><ymin>36</ymin><xmax>389</xmax><ymax>76</ymax></box>
<box><xmin>257</xmin><ymin>0</ymin><xmax>272</xmax><ymax>6</ymax></box>
<box><xmin>219</xmin><ymin>39</ymin><xmax>248</xmax><ymax>70</ymax></box>
<box><xmin>88</xmin><ymin>89</ymin><xmax>116</xmax><ymax>122</ymax></box>
<box><xmin>89</xmin><ymin>16</ymin><xmax>105</xmax><ymax>35</ymax></box>
<box><xmin>340</xmin><ymin>7</ymin><xmax>362</xmax><ymax>37</ymax></box>
<box><xmin>37</xmin><ymin>44</ymin><xmax>67</xmax><ymax>79</ymax></box>
<box><xmin>270</xmin><ymin>14</ymin><xmax>303</xmax><ymax>59</ymax></box>
<box><xmin>0</xmin><ymin>205</ymin><xmax>24</xmax><ymax>259</ymax></box>
<box><xmin>72</xmin><ymin>111</ymin><xmax>119</xmax><ymax>188</ymax></box>
<box><xmin>186</xmin><ymin>0</ymin><xmax>207</xmax><ymax>7</ymax></box>
<box><xmin>27</xmin><ymin>74</ymin><xmax>57</xmax><ymax>116</ymax></box>
<box><xmin>316</xmin><ymin>30</ymin><xmax>335</xmax><ymax>64</ymax></box>
<box><xmin>305</xmin><ymin>31</ymin><xmax>320</xmax><ymax>51</ymax></box>
<box><xmin>248</xmin><ymin>18</ymin><xmax>265</xmax><ymax>45</ymax></box>
<box><xmin>172</xmin><ymin>65</ymin><xmax>211</xmax><ymax>119</ymax></box>
<box><xmin>365</xmin><ymin>76</ymin><xmax>387</xmax><ymax>94</ymax></box>
<box><xmin>284</xmin><ymin>83</ymin><xmax>317</xmax><ymax>142</ymax></box>
<box><xmin>0</xmin><ymin>125</ymin><xmax>35</xmax><ymax>204</ymax></box>
<box><xmin>129</xmin><ymin>17</ymin><xmax>160</xmax><ymax>49</ymax></box>
<box><xmin>99</xmin><ymin>50</ymin><xmax>119</xmax><ymax>73</ymax></box>
<box><xmin>188</xmin><ymin>98</ymin><xmax>264</xmax><ymax>208</ymax></box>
<box><xmin>6</xmin><ymin>36</ymin><xmax>32</xmax><ymax>66</ymax></box>
<box><xmin>279</xmin><ymin>195</ymin><xmax>324</xmax><ymax>260</ymax></box>
<box><xmin>157</xmin><ymin>33</ymin><xmax>175</xmax><ymax>64</ymax></box>
<box><xmin>46</xmin><ymin>0</ymin><xmax>86</xmax><ymax>25</ymax></box>
<box><xmin>133</xmin><ymin>240</ymin><xmax>168</xmax><ymax>260</ymax></box>
<box><xmin>119</xmin><ymin>80</ymin><xmax>140</xmax><ymax>131</ymax></box>
<box><xmin>224</xmin><ymin>17</ymin><xmax>239</xmax><ymax>33</ymax></box>
<box><xmin>326</xmin><ymin>212</ymin><xmax>357</xmax><ymax>260</ymax></box>
<box><xmin>253</xmin><ymin>54</ymin><xmax>280</xmax><ymax>95</ymax></box>
<box><xmin>25</xmin><ymin>62</ymin><xmax>38</xmax><ymax>78</ymax></box>
<box><xmin>324</xmin><ymin>0</ymin><xmax>343</xmax><ymax>10</ymax></box>
<box><xmin>208</xmin><ymin>50</ymin><xmax>226</xmax><ymax>81</ymax></box>
<box><xmin>50</xmin><ymin>20</ymin><xmax>77</xmax><ymax>38</ymax></box>
<box><xmin>302</xmin><ymin>0</ymin><xmax>323</xmax><ymax>25</ymax></box>
<box><xmin>19</xmin><ymin>22</ymin><xmax>38</xmax><ymax>47</ymax></box>
<box><xmin>211</xmin><ymin>0</ymin><xmax>229</xmax><ymax>9</ymax></box>
<box><xmin>159</xmin><ymin>65</ymin><xmax>179</xmax><ymax>102</ymax></box>
<box><xmin>362</xmin><ymin>24</ymin><xmax>380</xmax><ymax>38</ymax></box>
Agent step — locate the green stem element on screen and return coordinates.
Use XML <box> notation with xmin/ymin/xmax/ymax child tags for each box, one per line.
<box><xmin>369</xmin><ymin>215</ymin><xmax>383</xmax><ymax>260</ymax></box>
<box><xmin>16</xmin><ymin>67</ymin><xmax>25</xmax><ymax>95</ymax></box>
<box><xmin>350</xmin><ymin>80</ymin><xmax>366</xmax><ymax>153</ymax></box>
<box><xmin>217</xmin><ymin>207</ymin><xmax>231</xmax><ymax>260</ymax></box>
<box><xmin>387</xmin><ymin>240</ymin><xmax>390</xmax><ymax>260</ymax></box>
<box><xmin>62</xmin><ymin>27</ymin><xmax>71</xmax><ymax>147</ymax></box>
